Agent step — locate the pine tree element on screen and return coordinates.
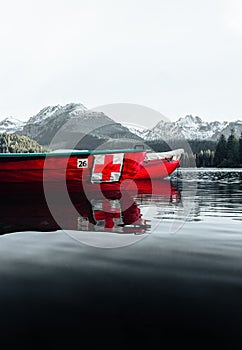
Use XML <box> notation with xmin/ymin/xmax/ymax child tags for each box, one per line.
<box><xmin>214</xmin><ymin>134</ymin><xmax>227</xmax><ymax>167</ymax></box>
<box><xmin>204</xmin><ymin>149</ymin><xmax>213</xmax><ymax>167</ymax></box>
<box><xmin>226</xmin><ymin>129</ymin><xmax>240</xmax><ymax>166</ymax></box>
<box><xmin>196</xmin><ymin>150</ymin><xmax>204</xmax><ymax>167</ymax></box>
<box><xmin>240</xmin><ymin>132</ymin><xmax>242</xmax><ymax>165</ymax></box>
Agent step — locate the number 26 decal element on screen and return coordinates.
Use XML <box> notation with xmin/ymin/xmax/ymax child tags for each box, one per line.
<box><xmin>77</xmin><ymin>158</ymin><xmax>89</xmax><ymax>168</ymax></box>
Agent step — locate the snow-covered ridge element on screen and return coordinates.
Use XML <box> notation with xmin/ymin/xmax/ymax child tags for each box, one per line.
<box><xmin>121</xmin><ymin>123</ymin><xmax>150</xmax><ymax>139</ymax></box>
<box><xmin>127</xmin><ymin>115</ymin><xmax>241</xmax><ymax>141</ymax></box>
<box><xmin>0</xmin><ymin>117</ymin><xmax>26</xmax><ymax>134</ymax></box>
<box><xmin>175</xmin><ymin>115</ymin><xmax>229</xmax><ymax>140</ymax></box>
<box><xmin>0</xmin><ymin>103</ymin><xmax>90</xmax><ymax>134</ymax></box>
<box><xmin>1</xmin><ymin>107</ymin><xmax>242</xmax><ymax>142</ymax></box>
<box><xmin>27</xmin><ymin>105</ymin><xmax>63</xmax><ymax>124</ymax></box>
<box><xmin>27</xmin><ymin>103</ymin><xmax>87</xmax><ymax>125</ymax></box>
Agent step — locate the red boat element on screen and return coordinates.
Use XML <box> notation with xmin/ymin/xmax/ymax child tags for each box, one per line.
<box><xmin>0</xmin><ymin>148</ymin><xmax>183</xmax><ymax>184</ymax></box>
<box><xmin>136</xmin><ymin>149</ymin><xmax>183</xmax><ymax>180</ymax></box>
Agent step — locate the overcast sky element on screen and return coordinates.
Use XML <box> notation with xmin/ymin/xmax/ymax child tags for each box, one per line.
<box><xmin>0</xmin><ymin>0</ymin><xmax>242</xmax><ymax>126</ymax></box>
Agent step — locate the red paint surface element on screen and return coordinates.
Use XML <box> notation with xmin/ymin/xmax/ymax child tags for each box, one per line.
<box><xmin>0</xmin><ymin>151</ymin><xmax>180</xmax><ymax>183</ymax></box>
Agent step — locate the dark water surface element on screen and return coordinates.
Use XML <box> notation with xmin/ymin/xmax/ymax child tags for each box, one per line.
<box><xmin>1</xmin><ymin>169</ymin><xmax>242</xmax><ymax>347</ymax></box>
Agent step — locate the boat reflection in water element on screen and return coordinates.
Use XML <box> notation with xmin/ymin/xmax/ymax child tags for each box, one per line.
<box><xmin>0</xmin><ymin>179</ymin><xmax>181</xmax><ymax>236</ymax></box>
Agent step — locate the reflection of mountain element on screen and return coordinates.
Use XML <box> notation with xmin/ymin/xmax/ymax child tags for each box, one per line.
<box><xmin>0</xmin><ymin>180</ymin><xmax>181</xmax><ymax>235</ymax></box>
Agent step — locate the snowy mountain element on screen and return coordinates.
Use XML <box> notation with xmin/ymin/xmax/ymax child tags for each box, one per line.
<box><xmin>27</xmin><ymin>105</ymin><xmax>64</xmax><ymax>125</ymax></box>
<box><xmin>212</xmin><ymin>120</ymin><xmax>242</xmax><ymax>140</ymax></box>
<box><xmin>0</xmin><ymin>117</ymin><xmax>26</xmax><ymax>134</ymax></box>
<box><xmin>1</xmin><ymin>107</ymin><xmax>242</xmax><ymax>146</ymax></box>
<box><xmin>27</xmin><ymin>103</ymin><xmax>87</xmax><ymax>125</ymax></box>
<box><xmin>129</xmin><ymin>115</ymin><xmax>241</xmax><ymax>141</ymax></box>
<box><xmin>121</xmin><ymin>123</ymin><xmax>150</xmax><ymax>139</ymax></box>
<box><xmin>19</xmin><ymin>103</ymin><xmax>141</xmax><ymax>149</ymax></box>
<box><xmin>176</xmin><ymin>115</ymin><xmax>229</xmax><ymax>140</ymax></box>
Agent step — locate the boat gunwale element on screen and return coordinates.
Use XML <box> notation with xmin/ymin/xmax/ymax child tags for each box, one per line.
<box><xmin>0</xmin><ymin>148</ymin><xmax>146</xmax><ymax>158</ymax></box>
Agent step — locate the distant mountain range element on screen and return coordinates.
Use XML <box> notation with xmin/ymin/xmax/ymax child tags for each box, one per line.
<box><xmin>0</xmin><ymin>105</ymin><xmax>242</xmax><ymax>149</ymax></box>
<box><xmin>127</xmin><ymin>115</ymin><xmax>242</xmax><ymax>141</ymax></box>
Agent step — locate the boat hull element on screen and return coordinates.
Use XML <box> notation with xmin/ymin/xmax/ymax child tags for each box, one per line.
<box><xmin>0</xmin><ymin>150</ymin><xmax>146</xmax><ymax>184</ymax></box>
<box><xmin>0</xmin><ymin>148</ymin><xmax>182</xmax><ymax>184</ymax></box>
<box><xmin>135</xmin><ymin>159</ymin><xmax>181</xmax><ymax>180</ymax></box>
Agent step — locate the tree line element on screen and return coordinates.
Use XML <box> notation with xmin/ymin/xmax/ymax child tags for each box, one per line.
<box><xmin>0</xmin><ymin>133</ymin><xmax>46</xmax><ymax>153</ymax></box>
<box><xmin>184</xmin><ymin>130</ymin><xmax>242</xmax><ymax>168</ymax></box>
<box><xmin>213</xmin><ymin>130</ymin><xmax>242</xmax><ymax>168</ymax></box>
<box><xmin>146</xmin><ymin>130</ymin><xmax>242</xmax><ymax>168</ymax></box>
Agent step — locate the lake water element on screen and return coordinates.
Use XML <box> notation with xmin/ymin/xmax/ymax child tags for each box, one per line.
<box><xmin>1</xmin><ymin>169</ymin><xmax>242</xmax><ymax>347</ymax></box>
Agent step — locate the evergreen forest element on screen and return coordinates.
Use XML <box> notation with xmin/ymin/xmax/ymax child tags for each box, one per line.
<box><xmin>0</xmin><ymin>133</ymin><xmax>46</xmax><ymax>153</ymax></box>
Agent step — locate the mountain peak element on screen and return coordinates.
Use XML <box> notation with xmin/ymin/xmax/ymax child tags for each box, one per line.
<box><xmin>63</xmin><ymin>102</ymin><xmax>87</xmax><ymax>111</ymax></box>
<box><xmin>0</xmin><ymin>116</ymin><xmax>25</xmax><ymax>133</ymax></box>
<box><xmin>27</xmin><ymin>103</ymin><xmax>87</xmax><ymax>125</ymax></box>
<box><xmin>28</xmin><ymin>105</ymin><xmax>63</xmax><ymax>124</ymax></box>
<box><xmin>0</xmin><ymin>116</ymin><xmax>22</xmax><ymax>123</ymax></box>
<box><xmin>177</xmin><ymin>115</ymin><xmax>203</xmax><ymax>126</ymax></box>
